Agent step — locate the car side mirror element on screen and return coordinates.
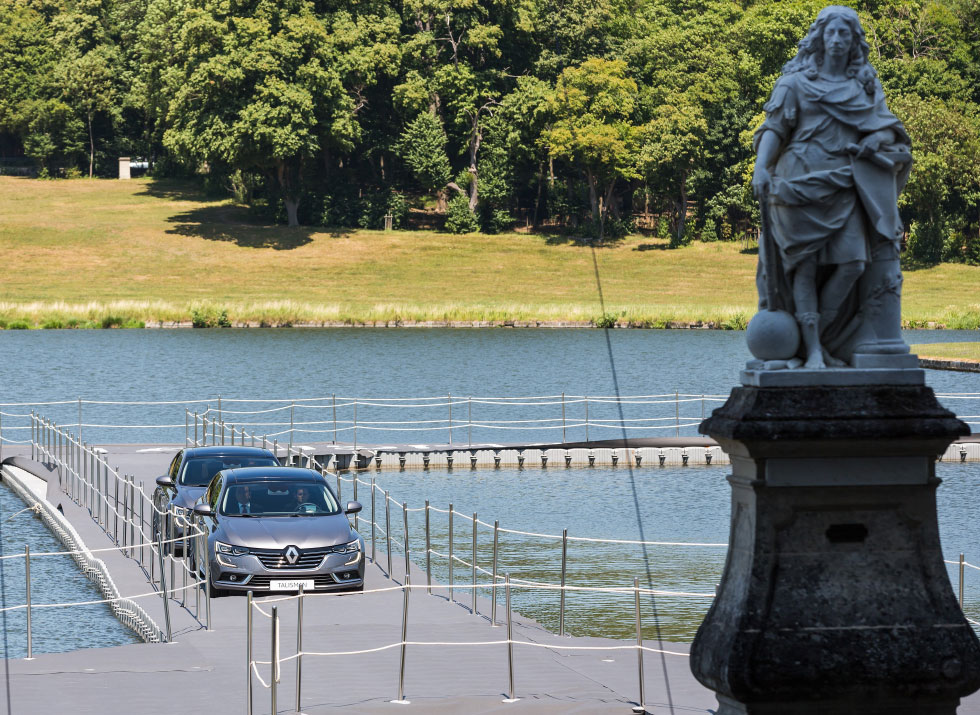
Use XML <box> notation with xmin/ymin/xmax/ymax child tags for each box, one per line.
<box><xmin>194</xmin><ymin>503</ymin><xmax>214</xmax><ymax>518</ymax></box>
<box><xmin>156</xmin><ymin>476</ymin><xmax>174</xmax><ymax>488</ymax></box>
<box><xmin>345</xmin><ymin>501</ymin><xmax>362</xmax><ymax>515</ymax></box>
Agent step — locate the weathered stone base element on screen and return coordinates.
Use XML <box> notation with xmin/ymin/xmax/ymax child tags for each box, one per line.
<box><xmin>692</xmin><ymin>383</ymin><xmax>980</xmax><ymax>714</ymax></box>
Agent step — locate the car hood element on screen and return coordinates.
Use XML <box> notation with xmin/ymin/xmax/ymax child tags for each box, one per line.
<box><xmin>174</xmin><ymin>487</ymin><xmax>207</xmax><ymax>509</ymax></box>
<box><xmin>219</xmin><ymin>514</ymin><xmax>355</xmax><ymax>550</ymax></box>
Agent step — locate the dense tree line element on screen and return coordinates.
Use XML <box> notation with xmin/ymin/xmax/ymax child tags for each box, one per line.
<box><xmin>1</xmin><ymin>0</ymin><xmax>979</xmax><ymax>264</ymax></box>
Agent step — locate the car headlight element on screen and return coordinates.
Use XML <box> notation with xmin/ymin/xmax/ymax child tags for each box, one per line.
<box><xmin>337</xmin><ymin>539</ymin><xmax>360</xmax><ymax>554</ymax></box>
<box><xmin>215</xmin><ymin>541</ymin><xmax>249</xmax><ymax>557</ymax></box>
<box><xmin>341</xmin><ymin>539</ymin><xmax>361</xmax><ymax>565</ymax></box>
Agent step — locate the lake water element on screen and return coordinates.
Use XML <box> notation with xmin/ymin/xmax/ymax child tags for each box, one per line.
<box><xmin>0</xmin><ymin>483</ymin><xmax>140</xmax><ymax>658</ymax></box>
<box><xmin>0</xmin><ymin>328</ymin><xmax>977</xmax><ymax>446</ymax></box>
<box><xmin>367</xmin><ymin>461</ymin><xmax>980</xmax><ymax>641</ymax></box>
<box><xmin>0</xmin><ymin>328</ymin><xmax>976</xmax><ymax>646</ymax></box>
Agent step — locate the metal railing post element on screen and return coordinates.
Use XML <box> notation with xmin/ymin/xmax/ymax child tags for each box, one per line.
<box><xmin>471</xmin><ymin>513</ymin><xmax>478</xmax><ymax>615</ymax></box>
<box><xmin>122</xmin><ymin>474</ymin><xmax>129</xmax><ymax>551</ymax></box>
<box><xmin>385</xmin><ymin>491</ymin><xmax>392</xmax><ymax>576</ymax></box>
<box><xmin>370</xmin><ymin>477</ymin><xmax>376</xmax><ymax>563</ymax></box>
<box><xmin>634</xmin><ymin>576</ymin><xmax>645</xmax><ymax>714</ymax></box>
<box><xmin>156</xmin><ymin>532</ymin><xmax>173</xmax><ymax>642</ymax></box>
<box><xmin>25</xmin><ymin>545</ymin><xmax>32</xmax><ymax>659</ymax></box>
<box><xmin>449</xmin><ymin>503</ymin><xmax>454</xmax><ymax>602</ymax></box>
<box><xmin>296</xmin><ymin>584</ymin><xmax>304</xmax><ymax>712</ymax></box>
<box><xmin>960</xmin><ymin>553</ymin><xmax>966</xmax><ymax>608</ymax></box>
<box><xmin>353</xmin><ymin>400</ymin><xmax>358</xmax><ymax>452</ymax></box>
<box><xmin>353</xmin><ymin>475</ymin><xmax>358</xmax><ymax>531</ymax></box>
<box><xmin>114</xmin><ymin>469</ymin><xmax>120</xmax><ymax>543</ymax></box>
<box><xmin>675</xmin><ymin>390</ymin><xmax>680</xmax><ymax>437</ymax></box>
<box><xmin>194</xmin><ymin>412</ymin><xmax>199</xmax><ymax>446</ymax></box>
<box><xmin>78</xmin><ymin>397</ymin><xmax>82</xmax><ymax>444</ymax></box>
<box><xmin>185</xmin><ymin>409</ymin><xmax>189</xmax><ymax>446</ymax></box>
<box><xmin>204</xmin><ymin>525</ymin><xmax>213</xmax><ymax>631</ymax></box>
<box><xmin>560</xmin><ymin>529</ymin><xmax>568</xmax><ymax>636</ymax></box>
<box><xmin>468</xmin><ymin>397</ymin><xmax>472</xmax><ymax>448</ymax></box>
<box><xmin>289</xmin><ymin>402</ymin><xmax>294</xmax><ymax>453</ymax></box>
<box><xmin>506</xmin><ymin>574</ymin><xmax>515</xmax><ymax>702</ymax></box>
<box><xmin>169</xmin><ymin>507</ymin><xmax>175</xmax><ymax>597</ymax></box>
<box><xmin>561</xmin><ymin>392</ymin><xmax>566</xmax><ymax>443</ymax></box>
<box><xmin>332</xmin><ymin>393</ymin><xmax>337</xmax><ymax>444</ymax></box>
<box><xmin>396</xmin><ymin>572</ymin><xmax>410</xmax><ymax>703</ymax></box>
<box><xmin>425</xmin><ymin>501</ymin><xmax>431</xmax><ymax>594</ymax></box>
<box><xmin>492</xmin><ymin>520</ymin><xmax>499</xmax><ymax>626</ymax></box>
<box><xmin>403</xmin><ymin>502</ymin><xmax>410</xmax><ymax>580</ymax></box>
<box><xmin>585</xmin><ymin>396</ymin><xmax>589</xmax><ymax>443</ymax></box>
<box><xmin>140</xmin><ymin>489</ymin><xmax>145</xmax><ymax>566</ymax></box>
<box><xmin>271</xmin><ymin>606</ymin><xmax>279</xmax><ymax>715</ymax></box>
<box><xmin>448</xmin><ymin>393</ymin><xmax>453</xmax><ymax>445</ymax></box>
<box><xmin>246</xmin><ymin>591</ymin><xmax>254</xmax><ymax>715</ymax></box>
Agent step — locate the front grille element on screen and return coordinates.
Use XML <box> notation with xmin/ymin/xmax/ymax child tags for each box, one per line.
<box><xmin>245</xmin><ymin>573</ymin><xmax>359</xmax><ymax>590</ymax></box>
<box><xmin>251</xmin><ymin>547</ymin><xmax>334</xmax><ymax>570</ymax></box>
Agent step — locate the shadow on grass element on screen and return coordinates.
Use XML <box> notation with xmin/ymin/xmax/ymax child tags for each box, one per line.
<box><xmin>164</xmin><ymin>205</ymin><xmax>323</xmax><ymax>249</ymax></box>
<box><xmin>740</xmin><ymin>245</ymin><xmax>759</xmax><ymax>255</ymax></box>
<box><xmin>136</xmin><ymin>177</ymin><xmax>216</xmax><ymax>202</ymax></box>
<box><xmin>634</xmin><ymin>243</ymin><xmax>671</xmax><ymax>251</ymax></box>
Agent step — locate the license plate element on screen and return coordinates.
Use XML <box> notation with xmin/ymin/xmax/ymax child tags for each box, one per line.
<box><xmin>269</xmin><ymin>579</ymin><xmax>315</xmax><ymax>591</ymax></box>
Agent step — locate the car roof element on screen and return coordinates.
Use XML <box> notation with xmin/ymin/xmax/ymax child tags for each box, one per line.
<box><xmin>220</xmin><ymin>467</ymin><xmax>325</xmax><ymax>486</ymax></box>
<box><xmin>183</xmin><ymin>446</ymin><xmax>276</xmax><ymax>458</ymax></box>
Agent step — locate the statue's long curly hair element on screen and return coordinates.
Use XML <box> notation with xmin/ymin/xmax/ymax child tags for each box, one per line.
<box><xmin>781</xmin><ymin>5</ymin><xmax>877</xmax><ymax>95</ymax></box>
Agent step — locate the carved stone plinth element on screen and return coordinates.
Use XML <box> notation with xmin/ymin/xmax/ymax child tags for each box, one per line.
<box><xmin>692</xmin><ymin>382</ymin><xmax>980</xmax><ymax>714</ymax></box>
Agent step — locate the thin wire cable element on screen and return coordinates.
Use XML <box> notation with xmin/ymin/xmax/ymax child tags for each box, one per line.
<box><xmin>591</xmin><ymin>241</ymin><xmax>674</xmax><ymax>713</ymax></box>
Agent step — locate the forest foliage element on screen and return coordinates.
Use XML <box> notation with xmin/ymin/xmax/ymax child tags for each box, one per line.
<box><xmin>1</xmin><ymin>0</ymin><xmax>979</xmax><ymax>264</ymax></box>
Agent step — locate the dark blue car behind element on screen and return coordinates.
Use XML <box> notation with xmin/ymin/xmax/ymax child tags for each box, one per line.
<box><xmin>152</xmin><ymin>446</ymin><xmax>279</xmax><ymax>552</ymax></box>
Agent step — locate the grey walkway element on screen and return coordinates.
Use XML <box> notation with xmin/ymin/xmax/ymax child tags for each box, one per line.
<box><xmin>0</xmin><ymin>447</ymin><xmax>713</xmax><ymax>714</ymax></box>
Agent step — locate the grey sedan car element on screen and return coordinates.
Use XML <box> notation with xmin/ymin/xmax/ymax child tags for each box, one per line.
<box><xmin>192</xmin><ymin>467</ymin><xmax>365</xmax><ymax>595</ymax></box>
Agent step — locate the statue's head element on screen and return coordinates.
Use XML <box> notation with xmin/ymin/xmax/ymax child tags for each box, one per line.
<box><xmin>783</xmin><ymin>5</ymin><xmax>876</xmax><ymax>92</ymax></box>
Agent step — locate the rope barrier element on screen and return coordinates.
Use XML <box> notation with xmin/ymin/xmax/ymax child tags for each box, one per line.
<box><xmin>0</xmin><ymin>578</ymin><xmax>204</xmax><ymax>613</ymax></box>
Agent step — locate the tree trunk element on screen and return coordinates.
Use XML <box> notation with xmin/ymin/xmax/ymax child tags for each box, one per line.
<box><xmin>284</xmin><ymin>198</ymin><xmax>299</xmax><ymax>227</ymax></box>
<box><xmin>276</xmin><ymin>159</ymin><xmax>301</xmax><ymax>227</ymax></box>
<box><xmin>586</xmin><ymin>171</ymin><xmax>599</xmax><ymax>224</ymax></box>
<box><xmin>676</xmin><ymin>169</ymin><xmax>689</xmax><ymax>242</ymax></box>
<box><xmin>437</xmin><ymin>188</ymin><xmax>448</xmax><ymax>212</ymax></box>
<box><xmin>88</xmin><ymin>111</ymin><xmax>95</xmax><ymax>178</ymax></box>
<box><xmin>532</xmin><ymin>161</ymin><xmax>544</xmax><ymax>227</ymax></box>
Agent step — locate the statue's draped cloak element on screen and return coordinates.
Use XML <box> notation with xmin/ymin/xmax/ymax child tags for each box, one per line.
<box><xmin>753</xmin><ymin>71</ymin><xmax>911</xmax><ymax>340</ymax></box>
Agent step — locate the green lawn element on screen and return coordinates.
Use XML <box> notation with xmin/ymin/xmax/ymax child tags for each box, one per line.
<box><xmin>911</xmin><ymin>343</ymin><xmax>980</xmax><ymax>362</ymax></box>
<box><xmin>1</xmin><ymin>176</ymin><xmax>979</xmax><ymax>328</ymax></box>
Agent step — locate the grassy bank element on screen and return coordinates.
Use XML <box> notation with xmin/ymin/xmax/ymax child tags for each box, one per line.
<box><xmin>1</xmin><ymin>176</ymin><xmax>979</xmax><ymax>329</ymax></box>
<box><xmin>911</xmin><ymin>343</ymin><xmax>980</xmax><ymax>361</ymax></box>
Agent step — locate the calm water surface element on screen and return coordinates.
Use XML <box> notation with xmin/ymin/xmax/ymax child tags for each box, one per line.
<box><xmin>367</xmin><ymin>461</ymin><xmax>980</xmax><ymax>641</ymax></box>
<box><xmin>0</xmin><ymin>328</ymin><xmax>976</xmax><ymax>445</ymax></box>
<box><xmin>0</xmin><ymin>484</ymin><xmax>140</xmax><ymax>658</ymax></box>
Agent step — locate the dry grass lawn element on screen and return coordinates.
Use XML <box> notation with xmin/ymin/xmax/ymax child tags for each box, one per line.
<box><xmin>0</xmin><ymin>176</ymin><xmax>978</xmax><ymax>328</ymax></box>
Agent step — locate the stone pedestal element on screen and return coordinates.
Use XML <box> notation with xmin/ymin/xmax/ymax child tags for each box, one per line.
<box><xmin>118</xmin><ymin>157</ymin><xmax>131</xmax><ymax>180</ymax></box>
<box><xmin>691</xmin><ymin>378</ymin><xmax>980</xmax><ymax>714</ymax></box>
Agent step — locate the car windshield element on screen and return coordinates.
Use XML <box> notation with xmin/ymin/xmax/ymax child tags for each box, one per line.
<box><xmin>179</xmin><ymin>456</ymin><xmax>278</xmax><ymax>486</ymax></box>
<box><xmin>219</xmin><ymin>482</ymin><xmax>340</xmax><ymax>517</ymax></box>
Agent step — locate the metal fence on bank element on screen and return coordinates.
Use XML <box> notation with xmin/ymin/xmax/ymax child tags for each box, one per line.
<box><xmin>0</xmin><ymin>390</ymin><xmax>976</xmax><ymax>454</ymax></box>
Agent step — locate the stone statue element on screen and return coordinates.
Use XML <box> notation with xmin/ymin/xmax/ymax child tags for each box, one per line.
<box><xmin>746</xmin><ymin>5</ymin><xmax>916</xmax><ymax>371</ymax></box>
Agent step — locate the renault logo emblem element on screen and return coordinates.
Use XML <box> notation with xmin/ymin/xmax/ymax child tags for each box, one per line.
<box><xmin>284</xmin><ymin>546</ymin><xmax>300</xmax><ymax>565</ymax></box>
